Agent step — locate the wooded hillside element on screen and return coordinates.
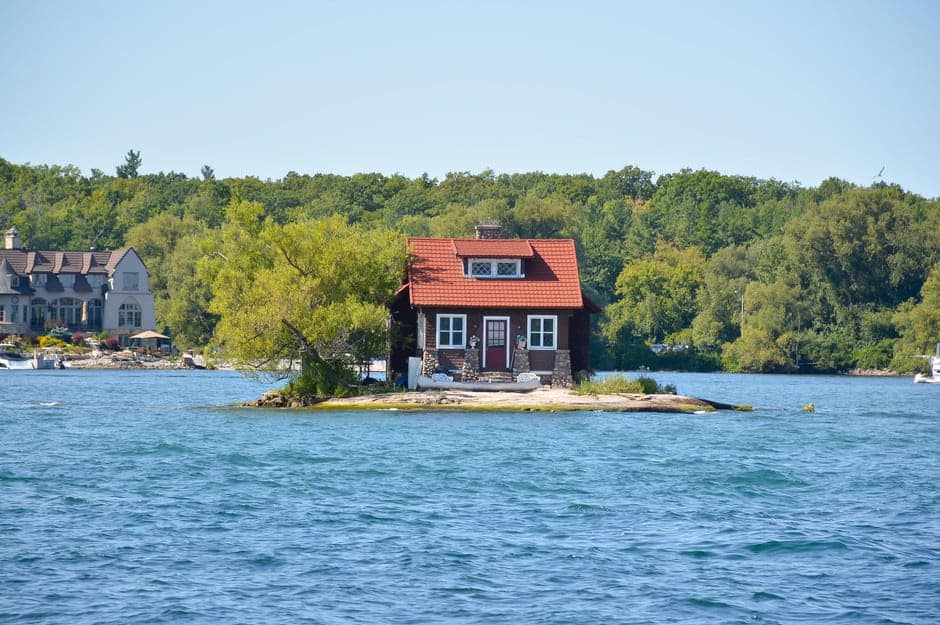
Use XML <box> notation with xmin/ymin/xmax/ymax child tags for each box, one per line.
<box><xmin>2</xmin><ymin>153</ymin><xmax>938</xmax><ymax>373</ymax></box>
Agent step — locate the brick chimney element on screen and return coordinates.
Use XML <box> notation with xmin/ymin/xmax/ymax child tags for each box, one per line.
<box><xmin>5</xmin><ymin>227</ymin><xmax>21</xmax><ymax>250</ymax></box>
<box><xmin>474</xmin><ymin>223</ymin><xmax>503</xmax><ymax>239</ymax></box>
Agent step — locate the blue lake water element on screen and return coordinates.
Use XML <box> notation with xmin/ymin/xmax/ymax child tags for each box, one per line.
<box><xmin>1</xmin><ymin>370</ymin><xmax>938</xmax><ymax>624</ymax></box>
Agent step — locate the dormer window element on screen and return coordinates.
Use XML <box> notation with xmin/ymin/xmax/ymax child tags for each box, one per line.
<box><xmin>31</xmin><ymin>273</ymin><xmax>46</xmax><ymax>287</ymax></box>
<box><xmin>466</xmin><ymin>258</ymin><xmax>523</xmax><ymax>279</ymax></box>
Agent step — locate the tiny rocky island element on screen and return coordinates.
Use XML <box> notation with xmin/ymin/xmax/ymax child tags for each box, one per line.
<box><xmin>245</xmin><ymin>386</ymin><xmax>750</xmax><ymax>413</ymax></box>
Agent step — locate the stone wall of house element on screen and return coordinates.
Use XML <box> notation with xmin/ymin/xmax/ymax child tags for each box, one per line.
<box><xmin>511</xmin><ymin>348</ymin><xmax>530</xmax><ymax>375</ymax></box>
<box><xmin>462</xmin><ymin>347</ymin><xmax>480</xmax><ymax>381</ymax></box>
<box><xmin>421</xmin><ymin>348</ymin><xmax>439</xmax><ymax>376</ymax></box>
<box><xmin>552</xmin><ymin>349</ymin><xmax>572</xmax><ymax>388</ymax></box>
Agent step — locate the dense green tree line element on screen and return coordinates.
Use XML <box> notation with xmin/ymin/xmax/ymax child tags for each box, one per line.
<box><xmin>2</xmin><ymin>154</ymin><xmax>938</xmax><ymax>374</ymax></box>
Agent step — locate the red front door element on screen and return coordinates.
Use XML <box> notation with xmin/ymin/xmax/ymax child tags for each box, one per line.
<box><xmin>485</xmin><ymin>319</ymin><xmax>508</xmax><ymax>370</ymax></box>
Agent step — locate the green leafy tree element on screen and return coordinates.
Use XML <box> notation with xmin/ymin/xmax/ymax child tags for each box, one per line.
<box><xmin>604</xmin><ymin>243</ymin><xmax>705</xmax><ymax>356</ymax></box>
<box><xmin>125</xmin><ymin>213</ymin><xmax>206</xmax><ymax>302</ymax></box>
<box><xmin>722</xmin><ymin>281</ymin><xmax>807</xmax><ymax>372</ymax></box>
<box><xmin>159</xmin><ymin>229</ymin><xmax>219</xmax><ymax>348</ymax></box>
<box><xmin>890</xmin><ymin>262</ymin><xmax>940</xmax><ymax>372</ymax></box>
<box><xmin>785</xmin><ymin>186</ymin><xmax>938</xmax><ymax>309</ymax></box>
<box><xmin>207</xmin><ymin>207</ymin><xmax>409</xmax><ymax>394</ymax></box>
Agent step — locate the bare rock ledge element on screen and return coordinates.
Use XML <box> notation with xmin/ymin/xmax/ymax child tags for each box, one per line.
<box><xmin>243</xmin><ymin>387</ymin><xmax>750</xmax><ymax>413</ymax></box>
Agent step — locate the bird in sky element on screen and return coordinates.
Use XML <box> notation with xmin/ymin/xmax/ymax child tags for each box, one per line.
<box><xmin>874</xmin><ymin>165</ymin><xmax>885</xmax><ymax>179</ymax></box>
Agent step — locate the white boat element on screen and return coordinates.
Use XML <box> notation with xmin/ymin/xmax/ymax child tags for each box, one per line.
<box><xmin>31</xmin><ymin>347</ymin><xmax>66</xmax><ymax>370</ymax></box>
<box><xmin>914</xmin><ymin>343</ymin><xmax>940</xmax><ymax>384</ymax></box>
<box><xmin>416</xmin><ymin>373</ymin><xmax>542</xmax><ymax>392</ymax></box>
<box><xmin>0</xmin><ymin>343</ymin><xmax>33</xmax><ymax>370</ymax></box>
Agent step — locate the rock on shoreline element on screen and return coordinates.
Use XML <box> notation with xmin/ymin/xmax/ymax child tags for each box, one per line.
<box><xmin>66</xmin><ymin>355</ymin><xmax>197</xmax><ymax>369</ymax></box>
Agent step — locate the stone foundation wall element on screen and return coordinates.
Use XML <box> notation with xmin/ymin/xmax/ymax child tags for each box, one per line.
<box><xmin>552</xmin><ymin>349</ymin><xmax>572</xmax><ymax>388</ymax></box>
<box><xmin>421</xmin><ymin>349</ymin><xmax>439</xmax><ymax>376</ymax></box>
<box><xmin>462</xmin><ymin>347</ymin><xmax>480</xmax><ymax>381</ymax></box>
<box><xmin>512</xmin><ymin>348</ymin><xmax>530</xmax><ymax>375</ymax></box>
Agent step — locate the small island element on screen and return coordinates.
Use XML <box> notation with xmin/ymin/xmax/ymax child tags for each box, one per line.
<box><xmin>246</xmin><ymin>385</ymin><xmax>750</xmax><ymax>413</ymax></box>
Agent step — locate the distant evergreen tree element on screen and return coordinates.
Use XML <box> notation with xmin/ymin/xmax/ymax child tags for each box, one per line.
<box><xmin>116</xmin><ymin>149</ymin><xmax>141</xmax><ymax>178</ymax></box>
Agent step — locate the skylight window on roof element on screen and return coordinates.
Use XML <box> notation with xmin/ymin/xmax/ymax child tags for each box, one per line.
<box><xmin>467</xmin><ymin>258</ymin><xmax>522</xmax><ymax>278</ymax></box>
<box><xmin>471</xmin><ymin>261</ymin><xmax>492</xmax><ymax>276</ymax></box>
<box><xmin>496</xmin><ymin>262</ymin><xmax>518</xmax><ymax>276</ymax></box>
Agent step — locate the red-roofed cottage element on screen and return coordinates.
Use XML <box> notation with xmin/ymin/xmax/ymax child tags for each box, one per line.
<box><xmin>390</xmin><ymin>224</ymin><xmax>600</xmax><ymax>386</ymax></box>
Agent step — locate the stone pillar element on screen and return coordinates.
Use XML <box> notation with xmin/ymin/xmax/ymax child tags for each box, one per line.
<box><xmin>512</xmin><ymin>348</ymin><xmax>530</xmax><ymax>375</ymax></box>
<box><xmin>421</xmin><ymin>348</ymin><xmax>439</xmax><ymax>376</ymax></box>
<box><xmin>552</xmin><ymin>349</ymin><xmax>572</xmax><ymax>388</ymax></box>
<box><xmin>462</xmin><ymin>347</ymin><xmax>480</xmax><ymax>381</ymax></box>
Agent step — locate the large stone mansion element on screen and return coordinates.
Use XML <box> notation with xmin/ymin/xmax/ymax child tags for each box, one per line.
<box><xmin>0</xmin><ymin>227</ymin><xmax>156</xmax><ymax>341</ymax></box>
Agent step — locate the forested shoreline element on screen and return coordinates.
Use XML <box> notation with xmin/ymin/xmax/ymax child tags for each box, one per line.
<box><xmin>2</xmin><ymin>153</ymin><xmax>938</xmax><ymax>375</ymax></box>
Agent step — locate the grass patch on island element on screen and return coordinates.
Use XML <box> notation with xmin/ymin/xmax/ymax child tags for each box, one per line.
<box><xmin>573</xmin><ymin>373</ymin><xmax>676</xmax><ymax>396</ymax></box>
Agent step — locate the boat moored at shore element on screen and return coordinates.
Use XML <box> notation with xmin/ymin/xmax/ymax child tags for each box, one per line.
<box><xmin>0</xmin><ymin>343</ymin><xmax>67</xmax><ymax>370</ymax></box>
<box><xmin>913</xmin><ymin>343</ymin><xmax>940</xmax><ymax>384</ymax></box>
<box><xmin>0</xmin><ymin>343</ymin><xmax>32</xmax><ymax>369</ymax></box>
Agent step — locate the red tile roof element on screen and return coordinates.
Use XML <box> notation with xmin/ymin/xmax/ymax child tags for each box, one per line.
<box><xmin>407</xmin><ymin>237</ymin><xmax>588</xmax><ymax>309</ymax></box>
<box><xmin>452</xmin><ymin>239</ymin><xmax>534</xmax><ymax>258</ymax></box>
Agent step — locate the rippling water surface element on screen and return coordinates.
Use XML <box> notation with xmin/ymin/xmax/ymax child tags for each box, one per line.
<box><xmin>1</xmin><ymin>370</ymin><xmax>938</xmax><ymax>624</ymax></box>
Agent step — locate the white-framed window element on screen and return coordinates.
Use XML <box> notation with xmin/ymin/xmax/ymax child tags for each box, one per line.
<box><xmin>528</xmin><ymin>315</ymin><xmax>557</xmax><ymax>350</ymax></box>
<box><xmin>123</xmin><ymin>272</ymin><xmax>139</xmax><ymax>291</ymax></box>
<box><xmin>467</xmin><ymin>258</ymin><xmax>522</xmax><ymax>278</ymax></box>
<box><xmin>31</xmin><ymin>273</ymin><xmax>46</xmax><ymax>287</ymax></box>
<box><xmin>60</xmin><ymin>274</ymin><xmax>75</xmax><ymax>288</ymax></box>
<box><xmin>436</xmin><ymin>314</ymin><xmax>467</xmax><ymax>349</ymax></box>
<box><xmin>119</xmin><ymin>299</ymin><xmax>142</xmax><ymax>327</ymax></box>
<box><xmin>0</xmin><ymin>305</ymin><xmax>4</xmax><ymax>322</ymax></box>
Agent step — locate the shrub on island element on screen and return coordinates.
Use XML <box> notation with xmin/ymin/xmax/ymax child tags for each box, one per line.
<box><xmin>573</xmin><ymin>374</ymin><xmax>677</xmax><ymax>396</ymax></box>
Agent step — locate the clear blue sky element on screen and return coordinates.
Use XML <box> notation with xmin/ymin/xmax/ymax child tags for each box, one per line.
<box><xmin>2</xmin><ymin>0</ymin><xmax>939</xmax><ymax>198</ymax></box>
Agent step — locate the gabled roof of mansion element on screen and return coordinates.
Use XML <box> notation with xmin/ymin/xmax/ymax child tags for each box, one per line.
<box><xmin>1</xmin><ymin>227</ymin><xmax>140</xmax><ymax>296</ymax></box>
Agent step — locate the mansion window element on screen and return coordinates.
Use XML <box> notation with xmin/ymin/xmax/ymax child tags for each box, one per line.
<box><xmin>436</xmin><ymin>314</ymin><xmax>466</xmax><ymax>349</ymax></box>
<box><xmin>31</xmin><ymin>273</ymin><xmax>47</xmax><ymax>287</ymax></box>
<box><xmin>528</xmin><ymin>315</ymin><xmax>557</xmax><ymax>350</ymax></box>
<box><xmin>119</xmin><ymin>300</ymin><xmax>142</xmax><ymax>327</ymax></box>
<box><xmin>30</xmin><ymin>299</ymin><xmax>46</xmax><ymax>327</ymax></box>
<box><xmin>51</xmin><ymin>297</ymin><xmax>83</xmax><ymax>326</ymax></box>
<box><xmin>86</xmin><ymin>299</ymin><xmax>103</xmax><ymax>327</ymax></box>
<box><xmin>123</xmin><ymin>272</ymin><xmax>139</xmax><ymax>291</ymax></box>
<box><xmin>466</xmin><ymin>259</ymin><xmax>522</xmax><ymax>278</ymax></box>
